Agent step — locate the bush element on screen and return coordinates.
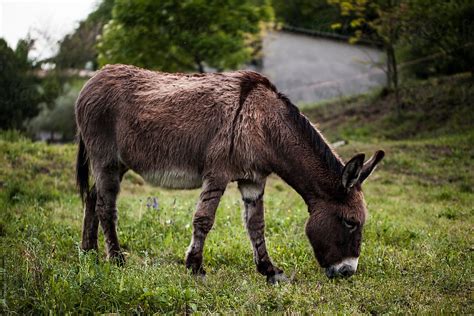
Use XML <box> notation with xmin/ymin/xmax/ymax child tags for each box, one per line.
<box><xmin>272</xmin><ymin>0</ymin><xmax>341</xmax><ymax>32</ymax></box>
<box><xmin>0</xmin><ymin>39</ymin><xmax>41</xmax><ymax>130</ymax></box>
<box><xmin>27</xmin><ymin>84</ymin><xmax>81</xmax><ymax>142</ymax></box>
<box><xmin>400</xmin><ymin>0</ymin><xmax>474</xmax><ymax>78</ymax></box>
<box><xmin>97</xmin><ymin>0</ymin><xmax>273</xmax><ymax>72</ymax></box>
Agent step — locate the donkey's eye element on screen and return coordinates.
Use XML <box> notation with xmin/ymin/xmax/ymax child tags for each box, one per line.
<box><xmin>342</xmin><ymin>219</ymin><xmax>357</xmax><ymax>231</ymax></box>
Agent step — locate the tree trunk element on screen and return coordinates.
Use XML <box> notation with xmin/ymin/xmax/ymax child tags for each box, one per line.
<box><xmin>386</xmin><ymin>44</ymin><xmax>401</xmax><ymax>115</ymax></box>
<box><xmin>386</xmin><ymin>46</ymin><xmax>393</xmax><ymax>90</ymax></box>
<box><xmin>391</xmin><ymin>47</ymin><xmax>401</xmax><ymax>115</ymax></box>
<box><xmin>195</xmin><ymin>57</ymin><xmax>205</xmax><ymax>73</ymax></box>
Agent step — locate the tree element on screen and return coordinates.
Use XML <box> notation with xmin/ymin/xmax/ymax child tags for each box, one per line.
<box><xmin>272</xmin><ymin>0</ymin><xmax>342</xmax><ymax>33</ymax></box>
<box><xmin>329</xmin><ymin>0</ymin><xmax>406</xmax><ymax>113</ymax></box>
<box><xmin>55</xmin><ymin>0</ymin><xmax>115</xmax><ymax>70</ymax></box>
<box><xmin>27</xmin><ymin>84</ymin><xmax>79</xmax><ymax>141</ymax></box>
<box><xmin>0</xmin><ymin>38</ymin><xmax>42</xmax><ymax>130</ymax></box>
<box><xmin>399</xmin><ymin>0</ymin><xmax>474</xmax><ymax>78</ymax></box>
<box><xmin>97</xmin><ymin>0</ymin><xmax>273</xmax><ymax>72</ymax></box>
<box><xmin>328</xmin><ymin>0</ymin><xmax>473</xmax><ymax>113</ymax></box>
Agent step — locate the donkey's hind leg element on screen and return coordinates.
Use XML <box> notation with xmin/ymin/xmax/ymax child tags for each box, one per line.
<box><xmin>238</xmin><ymin>180</ymin><xmax>288</xmax><ymax>284</ymax></box>
<box><xmin>81</xmin><ymin>184</ymin><xmax>99</xmax><ymax>251</ymax></box>
<box><xmin>94</xmin><ymin>162</ymin><xmax>128</xmax><ymax>264</ymax></box>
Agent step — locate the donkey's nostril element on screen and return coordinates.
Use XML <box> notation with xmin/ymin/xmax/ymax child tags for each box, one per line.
<box><xmin>339</xmin><ymin>264</ymin><xmax>355</xmax><ymax>277</ymax></box>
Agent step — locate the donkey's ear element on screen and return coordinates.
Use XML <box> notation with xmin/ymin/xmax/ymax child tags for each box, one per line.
<box><xmin>359</xmin><ymin>150</ymin><xmax>385</xmax><ymax>183</ymax></box>
<box><xmin>342</xmin><ymin>153</ymin><xmax>365</xmax><ymax>189</ymax></box>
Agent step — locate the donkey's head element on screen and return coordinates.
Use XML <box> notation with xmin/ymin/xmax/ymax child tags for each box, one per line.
<box><xmin>305</xmin><ymin>150</ymin><xmax>384</xmax><ymax>278</ymax></box>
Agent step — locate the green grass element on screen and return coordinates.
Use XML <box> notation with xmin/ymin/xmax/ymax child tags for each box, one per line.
<box><xmin>1</xmin><ymin>77</ymin><xmax>473</xmax><ymax>313</ymax></box>
<box><xmin>304</xmin><ymin>73</ymin><xmax>474</xmax><ymax>142</ymax></box>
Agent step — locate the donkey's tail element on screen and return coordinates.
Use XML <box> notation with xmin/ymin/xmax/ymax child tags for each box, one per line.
<box><xmin>76</xmin><ymin>134</ymin><xmax>90</xmax><ymax>205</ymax></box>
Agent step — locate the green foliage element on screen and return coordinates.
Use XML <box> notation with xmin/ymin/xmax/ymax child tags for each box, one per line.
<box><xmin>328</xmin><ymin>0</ymin><xmax>405</xmax><ymax>42</ymax></box>
<box><xmin>27</xmin><ymin>83</ymin><xmax>83</xmax><ymax>141</ymax></box>
<box><xmin>0</xmin><ymin>130</ymin><xmax>27</xmax><ymax>142</ymax></box>
<box><xmin>272</xmin><ymin>0</ymin><xmax>341</xmax><ymax>32</ymax></box>
<box><xmin>328</xmin><ymin>0</ymin><xmax>406</xmax><ymax>112</ymax></box>
<box><xmin>0</xmin><ymin>39</ymin><xmax>41</xmax><ymax>130</ymax></box>
<box><xmin>328</xmin><ymin>0</ymin><xmax>473</xmax><ymax>82</ymax></box>
<box><xmin>0</xmin><ymin>77</ymin><xmax>473</xmax><ymax>313</ymax></box>
<box><xmin>304</xmin><ymin>74</ymin><xmax>474</xmax><ymax>141</ymax></box>
<box><xmin>399</xmin><ymin>0</ymin><xmax>474</xmax><ymax>78</ymax></box>
<box><xmin>38</xmin><ymin>71</ymin><xmax>65</xmax><ymax>110</ymax></box>
<box><xmin>55</xmin><ymin>0</ymin><xmax>115</xmax><ymax>70</ymax></box>
<box><xmin>55</xmin><ymin>22</ymin><xmax>102</xmax><ymax>70</ymax></box>
<box><xmin>97</xmin><ymin>0</ymin><xmax>273</xmax><ymax>72</ymax></box>
<box><xmin>87</xmin><ymin>0</ymin><xmax>115</xmax><ymax>24</ymax></box>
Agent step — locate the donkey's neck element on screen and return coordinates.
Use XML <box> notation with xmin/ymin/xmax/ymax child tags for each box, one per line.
<box><xmin>271</xmin><ymin>102</ymin><xmax>344</xmax><ymax>206</ymax></box>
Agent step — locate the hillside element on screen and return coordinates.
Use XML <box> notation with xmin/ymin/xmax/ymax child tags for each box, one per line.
<box><xmin>0</xmin><ymin>76</ymin><xmax>473</xmax><ymax>314</ymax></box>
<box><xmin>303</xmin><ymin>73</ymin><xmax>474</xmax><ymax>141</ymax></box>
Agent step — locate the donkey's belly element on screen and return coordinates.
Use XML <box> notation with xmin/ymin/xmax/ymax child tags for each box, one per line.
<box><xmin>141</xmin><ymin>168</ymin><xmax>203</xmax><ymax>189</ymax></box>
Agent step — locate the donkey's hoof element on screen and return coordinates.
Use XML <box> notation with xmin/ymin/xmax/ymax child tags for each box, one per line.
<box><xmin>186</xmin><ymin>263</ymin><xmax>206</xmax><ymax>276</ymax></box>
<box><xmin>267</xmin><ymin>272</ymin><xmax>290</xmax><ymax>285</ymax></box>
<box><xmin>109</xmin><ymin>251</ymin><xmax>126</xmax><ymax>266</ymax></box>
<box><xmin>185</xmin><ymin>255</ymin><xmax>206</xmax><ymax>276</ymax></box>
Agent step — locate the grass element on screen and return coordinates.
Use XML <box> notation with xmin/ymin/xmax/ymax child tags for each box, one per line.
<box><xmin>304</xmin><ymin>73</ymin><xmax>474</xmax><ymax>141</ymax></box>
<box><xmin>1</xmin><ymin>76</ymin><xmax>473</xmax><ymax>313</ymax></box>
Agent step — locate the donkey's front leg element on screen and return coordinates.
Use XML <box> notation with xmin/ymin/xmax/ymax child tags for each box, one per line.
<box><xmin>186</xmin><ymin>179</ymin><xmax>227</xmax><ymax>276</ymax></box>
<box><xmin>238</xmin><ymin>180</ymin><xmax>288</xmax><ymax>284</ymax></box>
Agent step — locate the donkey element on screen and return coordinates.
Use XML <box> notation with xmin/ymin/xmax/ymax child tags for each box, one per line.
<box><xmin>75</xmin><ymin>64</ymin><xmax>384</xmax><ymax>283</ymax></box>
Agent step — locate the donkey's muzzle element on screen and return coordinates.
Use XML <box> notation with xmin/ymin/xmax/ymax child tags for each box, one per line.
<box><xmin>325</xmin><ymin>257</ymin><xmax>359</xmax><ymax>278</ymax></box>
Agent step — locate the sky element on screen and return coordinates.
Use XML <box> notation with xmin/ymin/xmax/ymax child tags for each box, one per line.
<box><xmin>0</xmin><ymin>0</ymin><xmax>97</xmax><ymax>59</ymax></box>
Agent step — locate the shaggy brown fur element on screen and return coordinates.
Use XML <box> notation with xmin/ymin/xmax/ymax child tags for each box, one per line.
<box><xmin>75</xmin><ymin>64</ymin><xmax>384</xmax><ymax>282</ymax></box>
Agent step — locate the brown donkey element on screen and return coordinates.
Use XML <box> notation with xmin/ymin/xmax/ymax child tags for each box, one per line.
<box><xmin>75</xmin><ymin>64</ymin><xmax>384</xmax><ymax>283</ymax></box>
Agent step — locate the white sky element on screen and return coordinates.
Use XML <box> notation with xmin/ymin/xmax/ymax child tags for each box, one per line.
<box><xmin>0</xmin><ymin>0</ymin><xmax>97</xmax><ymax>59</ymax></box>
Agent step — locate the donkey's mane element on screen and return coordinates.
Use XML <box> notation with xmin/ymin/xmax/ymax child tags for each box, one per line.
<box><xmin>277</xmin><ymin>92</ymin><xmax>344</xmax><ymax>175</ymax></box>
<box><xmin>236</xmin><ymin>71</ymin><xmax>344</xmax><ymax>175</ymax></box>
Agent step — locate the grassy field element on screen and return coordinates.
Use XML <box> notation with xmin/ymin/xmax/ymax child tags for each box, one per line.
<box><xmin>1</xmin><ymin>76</ymin><xmax>473</xmax><ymax>313</ymax></box>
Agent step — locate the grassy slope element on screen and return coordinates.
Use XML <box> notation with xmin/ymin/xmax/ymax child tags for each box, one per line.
<box><xmin>0</xmin><ymin>76</ymin><xmax>473</xmax><ymax>314</ymax></box>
